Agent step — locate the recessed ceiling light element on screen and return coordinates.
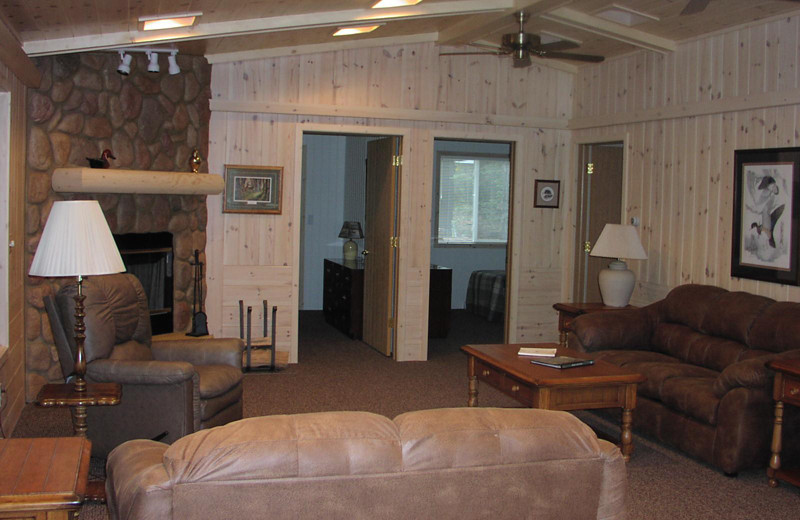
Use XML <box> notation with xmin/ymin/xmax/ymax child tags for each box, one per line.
<box><xmin>593</xmin><ymin>4</ymin><xmax>658</xmax><ymax>27</ymax></box>
<box><xmin>372</xmin><ymin>0</ymin><xmax>422</xmax><ymax>8</ymax></box>
<box><xmin>139</xmin><ymin>12</ymin><xmax>202</xmax><ymax>31</ymax></box>
<box><xmin>333</xmin><ymin>25</ymin><xmax>382</xmax><ymax>36</ymax></box>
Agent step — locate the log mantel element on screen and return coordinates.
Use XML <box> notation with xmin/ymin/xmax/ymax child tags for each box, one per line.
<box><xmin>52</xmin><ymin>167</ymin><xmax>224</xmax><ymax>195</ymax></box>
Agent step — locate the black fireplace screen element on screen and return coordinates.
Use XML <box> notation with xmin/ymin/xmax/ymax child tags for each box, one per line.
<box><xmin>113</xmin><ymin>232</ymin><xmax>174</xmax><ymax>334</ymax></box>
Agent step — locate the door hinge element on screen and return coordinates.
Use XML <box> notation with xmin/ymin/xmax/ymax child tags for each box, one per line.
<box><xmin>390</xmin><ymin>236</ymin><xmax>399</xmax><ymax>248</ymax></box>
<box><xmin>388</xmin><ymin>317</ymin><xmax>395</xmax><ymax>329</ymax></box>
<box><xmin>586</xmin><ymin>162</ymin><xmax>594</xmax><ymax>175</ymax></box>
<box><xmin>584</xmin><ymin>241</ymin><xmax>592</xmax><ymax>253</ymax></box>
<box><xmin>392</xmin><ymin>155</ymin><xmax>403</xmax><ymax>167</ymax></box>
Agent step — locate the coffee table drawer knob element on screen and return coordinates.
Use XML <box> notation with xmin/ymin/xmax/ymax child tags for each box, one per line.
<box><xmin>511</xmin><ymin>384</ymin><xmax>520</xmax><ymax>392</ymax></box>
<box><xmin>482</xmin><ymin>369</ymin><xmax>490</xmax><ymax>377</ymax></box>
<box><xmin>790</xmin><ymin>387</ymin><xmax>799</xmax><ymax>396</ymax></box>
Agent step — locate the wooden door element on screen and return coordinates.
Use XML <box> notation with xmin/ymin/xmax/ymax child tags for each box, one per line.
<box><xmin>363</xmin><ymin>137</ymin><xmax>401</xmax><ymax>356</ymax></box>
<box><xmin>574</xmin><ymin>143</ymin><xmax>624</xmax><ymax>302</ymax></box>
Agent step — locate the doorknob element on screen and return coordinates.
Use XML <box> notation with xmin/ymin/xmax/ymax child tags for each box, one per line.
<box><xmin>362</xmin><ymin>249</ymin><xmax>370</xmax><ymax>256</ymax></box>
<box><xmin>584</xmin><ymin>241</ymin><xmax>591</xmax><ymax>253</ymax></box>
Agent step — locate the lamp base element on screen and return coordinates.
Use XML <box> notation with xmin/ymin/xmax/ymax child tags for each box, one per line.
<box><xmin>343</xmin><ymin>239</ymin><xmax>358</xmax><ymax>261</ymax></box>
<box><xmin>598</xmin><ymin>260</ymin><xmax>635</xmax><ymax>307</ymax></box>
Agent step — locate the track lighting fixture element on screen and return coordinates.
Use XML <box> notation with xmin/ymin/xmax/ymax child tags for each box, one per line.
<box><xmin>147</xmin><ymin>51</ymin><xmax>160</xmax><ymax>73</ymax></box>
<box><xmin>114</xmin><ymin>48</ymin><xmax>181</xmax><ymax>76</ymax></box>
<box><xmin>117</xmin><ymin>51</ymin><xmax>132</xmax><ymax>75</ymax></box>
<box><xmin>168</xmin><ymin>51</ymin><xmax>180</xmax><ymax>75</ymax></box>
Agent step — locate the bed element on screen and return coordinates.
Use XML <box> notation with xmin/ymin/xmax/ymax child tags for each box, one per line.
<box><xmin>465</xmin><ymin>270</ymin><xmax>506</xmax><ymax>322</ymax></box>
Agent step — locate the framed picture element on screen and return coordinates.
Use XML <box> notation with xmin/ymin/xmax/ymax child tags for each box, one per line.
<box><xmin>534</xmin><ymin>180</ymin><xmax>560</xmax><ymax>208</ymax></box>
<box><xmin>731</xmin><ymin>147</ymin><xmax>800</xmax><ymax>285</ymax></box>
<box><xmin>223</xmin><ymin>165</ymin><xmax>283</xmax><ymax>214</ymax></box>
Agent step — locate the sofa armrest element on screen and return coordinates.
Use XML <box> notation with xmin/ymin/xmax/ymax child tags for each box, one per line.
<box><xmin>713</xmin><ymin>349</ymin><xmax>800</xmax><ymax>398</ymax></box>
<box><xmin>87</xmin><ymin>359</ymin><xmax>195</xmax><ymax>385</ymax></box>
<box><xmin>569</xmin><ymin>307</ymin><xmax>656</xmax><ymax>353</ymax></box>
<box><xmin>106</xmin><ymin>440</ymin><xmax>172</xmax><ymax>520</ymax></box>
<box><xmin>151</xmin><ymin>338</ymin><xmax>243</xmax><ymax>369</ymax></box>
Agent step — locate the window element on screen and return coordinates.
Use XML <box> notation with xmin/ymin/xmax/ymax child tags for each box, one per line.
<box><xmin>435</xmin><ymin>153</ymin><xmax>510</xmax><ymax>245</ymax></box>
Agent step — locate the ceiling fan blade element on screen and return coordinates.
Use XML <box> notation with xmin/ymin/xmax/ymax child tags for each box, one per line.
<box><xmin>536</xmin><ymin>51</ymin><xmax>604</xmax><ymax>63</ymax></box>
<box><xmin>530</xmin><ymin>40</ymin><xmax>579</xmax><ymax>52</ymax></box>
<box><xmin>439</xmin><ymin>51</ymin><xmax>503</xmax><ymax>56</ymax></box>
<box><xmin>680</xmin><ymin>0</ymin><xmax>711</xmax><ymax>16</ymax></box>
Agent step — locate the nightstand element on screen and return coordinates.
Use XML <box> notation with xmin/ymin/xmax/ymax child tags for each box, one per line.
<box><xmin>767</xmin><ymin>357</ymin><xmax>800</xmax><ymax>488</ymax></box>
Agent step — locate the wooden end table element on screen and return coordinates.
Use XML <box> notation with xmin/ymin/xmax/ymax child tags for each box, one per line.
<box><xmin>0</xmin><ymin>437</ymin><xmax>91</xmax><ymax>519</ymax></box>
<box><xmin>461</xmin><ymin>343</ymin><xmax>646</xmax><ymax>462</ymax></box>
<box><xmin>553</xmin><ymin>302</ymin><xmax>637</xmax><ymax>346</ymax></box>
<box><xmin>767</xmin><ymin>357</ymin><xmax>800</xmax><ymax>488</ymax></box>
<box><xmin>36</xmin><ymin>382</ymin><xmax>121</xmax><ymax>502</ymax></box>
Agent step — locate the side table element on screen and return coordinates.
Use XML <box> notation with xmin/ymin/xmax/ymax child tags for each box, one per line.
<box><xmin>553</xmin><ymin>302</ymin><xmax>637</xmax><ymax>346</ymax></box>
<box><xmin>0</xmin><ymin>437</ymin><xmax>91</xmax><ymax>519</ymax></box>
<box><xmin>36</xmin><ymin>382</ymin><xmax>121</xmax><ymax>502</ymax></box>
<box><xmin>767</xmin><ymin>357</ymin><xmax>800</xmax><ymax>488</ymax></box>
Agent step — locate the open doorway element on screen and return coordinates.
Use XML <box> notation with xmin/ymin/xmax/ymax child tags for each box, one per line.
<box><xmin>430</xmin><ymin>139</ymin><xmax>512</xmax><ymax>345</ymax></box>
<box><xmin>299</xmin><ymin>132</ymin><xmax>401</xmax><ymax>357</ymax></box>
<box><xmin>573</xmin><ymin>141</ymin><xmax>624</xmax><ymax>302</ymax></box>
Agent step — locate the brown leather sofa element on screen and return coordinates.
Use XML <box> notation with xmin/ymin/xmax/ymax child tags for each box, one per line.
<box><xmin>569</xmin><ymin>284</ymin><xmax>800</xmax><ymax>474</ymax></box>
<box><xmin>106</xmin><ymin>407</ymin><xmax>626</xmax><ymax>520</ymax></box>
<box><xmin>46</xmin><ymin>273</ymin><xmax>244</xmax><ymax>457</ymax></box>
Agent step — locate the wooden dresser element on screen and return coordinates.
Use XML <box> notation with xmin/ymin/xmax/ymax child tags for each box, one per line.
<box><xmin>323</xmin><ymin>259</ymin><xmax>452</xmax><ymax>339</ymax></box>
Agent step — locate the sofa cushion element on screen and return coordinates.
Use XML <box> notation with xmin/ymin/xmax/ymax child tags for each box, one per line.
<box><xmin>652</xmin><ymin>323</ymin><xmax>748</xmax><ymax>372</ymax></box>
<box><xmin>748</xmin><ymin>302</ymin><xmax>800</xmax><ymax>353</ymax></box>
<box><xmin>591</xmin><ymin>349</ymin><xmax>679</xmax><ymax>368</ymax></box>
<box><xmin>165</xmin><ymin>412</ymin><xmax>402</xmax><ymax>483</ymax></box>
<box><xmin>624</xmin><ymin>361</ymin><xmax>718</xmax><ymax>403</ymax></box>
<box><xmin>662</xmin><ymin>284</ymin><xmax>727</xmax><ymax>332</ymax></box>
<box><xmin>660</xmin><ymin>377</ymin><xmax>719</xmax><ymax>425</ymax></box>
<box><xmin>700</xmin><ymin>291</ymin><xmax>773</xmax><ymax>344</ymax></box>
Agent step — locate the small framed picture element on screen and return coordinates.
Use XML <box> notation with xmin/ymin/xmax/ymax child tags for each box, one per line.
<box><xmin>534</xmin><ymin>180</ymin><xmax>560</xmax><ymax>208</ymax></box>
<box><xmin>731</xmin><ymin>148</ymin><xmax>800</xmax><ymax>285</ymax></box>
<box><xmin>223</xmin><ymin>165</ymin><xmax>283</xmax><ymax>214</ymax></box>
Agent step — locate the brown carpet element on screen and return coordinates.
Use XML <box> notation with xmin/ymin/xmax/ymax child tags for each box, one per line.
<box><xmin>12</xmin><ymin>310</ymin><xmax>800</xmax><ymax>519</ymax></box>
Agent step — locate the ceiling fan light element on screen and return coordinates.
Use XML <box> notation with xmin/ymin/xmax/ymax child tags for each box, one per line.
<box><xmin>512</xmin><ymin>54</ymin><xmax>531</xmax><ymax>68</ymax></box>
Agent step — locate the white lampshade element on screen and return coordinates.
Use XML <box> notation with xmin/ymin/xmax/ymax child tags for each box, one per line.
<box><xmin>590</xmin><ymin>224</ymin><xmax>647</xmax><ymax>260</ymax></box>
<box><xmin>29</xmin><ymin>200</ymin><xmax>125</xmax><ymax>277</ymax></box>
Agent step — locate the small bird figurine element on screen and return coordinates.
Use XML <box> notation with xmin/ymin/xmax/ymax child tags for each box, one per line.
<box><xmin>190</xmin><ymin>148</ymin><xmax>202</xmax><ymax>173</ymax></box>
<box><xmin>86</xmin><ymin>149</ymin><xmax>116</xmax><ymax>169</ymax></box>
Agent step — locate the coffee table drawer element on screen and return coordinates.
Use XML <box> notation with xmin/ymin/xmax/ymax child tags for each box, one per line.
<box><xmin>475</xmin><ymin>359</ymin><xmax>505</xmax><ymax>388</ymax></box>
<box><xmin>502</xmin><ymin>375</ymin><xmax>532</xmax><ymax>406</ymax></box>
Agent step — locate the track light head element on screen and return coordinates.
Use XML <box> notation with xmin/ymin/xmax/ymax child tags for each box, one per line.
<box><xmin>147</xmin><ymin>51</ymin><xmax>160</xmax><ymax>73</ymax></box>
<box><xmin>117</xmin><ymin>51</ymin><xmax>132</xmax><ymax>75</ymax></box>
<box><xmin>168</xmin><ymin>51</ymin><xmax>180</xmax><ymax>75</ymax></box>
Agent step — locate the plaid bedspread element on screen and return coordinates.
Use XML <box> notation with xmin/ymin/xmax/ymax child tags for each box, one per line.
<box><xmin>465</xmin><ymin>270</ymin><xmax>506</xmax><ymax>322</ymax></box>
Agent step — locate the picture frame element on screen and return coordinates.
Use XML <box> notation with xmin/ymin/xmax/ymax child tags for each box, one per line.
<box><xmin>223</xmin><ymin>165</ymin><xmax>283</xmax><ymax>214</ymax></box>
<box><xmin>731</xmin><ymin>147</ymin><xmax>800</xmax><ymax>286</ymax></box>
<box><xmin>534</xmin><ymin>180</ymin><xmax>560</xmax><ymax>208</ymax></box>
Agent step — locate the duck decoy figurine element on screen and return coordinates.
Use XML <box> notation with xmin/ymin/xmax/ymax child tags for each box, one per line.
<box><xmin>86</xmin><ymin>149</ymin><xmax>116</xmax><ymax>169</ymax></box>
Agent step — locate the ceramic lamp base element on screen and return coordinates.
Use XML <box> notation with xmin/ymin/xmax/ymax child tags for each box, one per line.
<box><xmin>343</xmin><ymin>239</ymin><xmax>358</xmax><ymax>261</ymax></box>
<box><xmin>598</xmin><ymin>260</ymin><xmax>635</xmax><ymax>307</ymax></box>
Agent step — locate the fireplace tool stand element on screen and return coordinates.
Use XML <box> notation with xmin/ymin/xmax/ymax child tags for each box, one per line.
<box><xmin>187</xmin><ymin>249</ymin><xmax>209</xmax><ymax>337</ymax></box>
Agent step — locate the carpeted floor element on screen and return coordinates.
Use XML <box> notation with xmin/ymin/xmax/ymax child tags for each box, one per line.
<box><xmin>12</xmin><ymin>310</ymin><xmax>800</xmax><ymax>519</ymax></box>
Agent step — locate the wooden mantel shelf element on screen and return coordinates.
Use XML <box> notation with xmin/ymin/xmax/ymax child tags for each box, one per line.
<box><xmin>52</xmin><ymin>167</ymin><xmax>224</xmax><ymax>195</ymax></box>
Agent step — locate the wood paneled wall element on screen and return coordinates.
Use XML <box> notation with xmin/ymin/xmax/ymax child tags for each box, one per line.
<box><xmin>571</xmin><ymin>13</ymin><xmax>800</xmax><ymax>305</ymax></box>
<box><xmin>208</xmin><ymin>43</ymin><xmax>574</xmax><ymax>361</ymax></box>
<box><xmin>0</xmin><ymin>57</ymin><xmax>27</xmax><ymax>434</ymax></box>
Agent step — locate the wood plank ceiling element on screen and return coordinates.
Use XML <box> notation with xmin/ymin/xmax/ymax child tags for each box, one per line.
<box><xmin>2</xmin><ymin>1</ymin><xmax>800</xmax><ymax>64</ymax></box>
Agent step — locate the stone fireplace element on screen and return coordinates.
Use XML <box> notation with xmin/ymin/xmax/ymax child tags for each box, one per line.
<box><xmin>25</xmin><ymin>51</ymin><xmax>212</xmax><ymax>399</ymax></box>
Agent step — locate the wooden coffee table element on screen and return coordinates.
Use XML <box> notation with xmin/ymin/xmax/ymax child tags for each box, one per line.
<box><xmin>461</xmin><ymin>343</ymin><xmax>646</xmax><ymax>461</ymax></box>
<box><xmin>0</xmin><ymin>437</ymin><xmax>91</xmax><ymax>519</ymax></box>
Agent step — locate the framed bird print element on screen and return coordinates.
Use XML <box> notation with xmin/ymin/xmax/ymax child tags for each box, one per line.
<box><xmin>223</xmin><ymin>165</ymin><xmax>283</xmax><ymax>214</ymax></box>
<box><xmin>732</xmin><ymin>147</ymin><xmax>800</xmax><ymax>286</ymax></box>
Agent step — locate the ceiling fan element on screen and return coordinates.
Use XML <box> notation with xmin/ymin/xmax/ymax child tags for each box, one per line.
<box><xmin>681</xmin><ymin>0</ymin><xmax>800</xmax><ymax>16</ymax></box>
<box><xmin>440</xmin><ymin>12</ymin><xmax>604</xmax><ymax>68</ymax></box>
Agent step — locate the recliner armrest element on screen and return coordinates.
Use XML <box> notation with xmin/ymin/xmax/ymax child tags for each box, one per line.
<box><xmin>151</xmin><ymin>338</ymin><xmax>243</xmax><ymax>369</ymax></box>
<box><xmin>87</xmin><ymin>359</ymin><xmax>195</xmax><ymax>385</ymax></box>
<box><xmin>569</xmin><ymin>307</ymin><xmax>656</xmax><ymax>353</ymax></box>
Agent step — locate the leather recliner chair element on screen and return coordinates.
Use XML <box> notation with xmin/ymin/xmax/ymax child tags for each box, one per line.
<box><xmin>45</xmin><ymin>273</ymin><xmax>244</xmax><ymax>457</ymax></box>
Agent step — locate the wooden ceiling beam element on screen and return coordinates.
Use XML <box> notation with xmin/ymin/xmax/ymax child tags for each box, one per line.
<box><xmin>24</xmin><ymin>0</ymin><xmax>509</xmax><ymax>57</ymax></box>
<box><xmin>539</xmin><ymin>7</ymin><xmax>676</xmax><ymax>54</ymax></box>
<box><xmin>0</xmin><ymin>11</ymin><xmax>41</xmax><ymax>87</ymax></box>
<box><xmin>437</xmin><ymin>0</ymin><xmax>574</xmax><ymax>46</ymax></box>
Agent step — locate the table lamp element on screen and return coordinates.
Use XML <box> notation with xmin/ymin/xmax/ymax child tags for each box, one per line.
<box><xmin>589</xmin><ymin>223</ymin><xmax>647</xmax><ymax>307</ymax></box>
<box><xmin>338</xmin><ymin>221</ymin><xmax>364</xmax><ymax>261</ymax></box>
<box><xmin>29</xmin><ymin>200</ymin><xmax>126</xmax><ymax>393</ymax></box>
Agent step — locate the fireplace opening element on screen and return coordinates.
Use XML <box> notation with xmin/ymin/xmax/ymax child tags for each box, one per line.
<box><xmin>113</xmin><ymin>232</ymin><xmax>174</xmax><ymax>335</ymax></box>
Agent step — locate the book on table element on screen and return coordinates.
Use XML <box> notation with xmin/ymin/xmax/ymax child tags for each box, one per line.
<box><xmin>517</xmin><ymin>347</ymin><xmax>557</xmax><ymax>357</ymax></box>
<box><xmin>529</xmin><ymin>356</ymin><xmax>595</xmax><ymax>369</ymax></box>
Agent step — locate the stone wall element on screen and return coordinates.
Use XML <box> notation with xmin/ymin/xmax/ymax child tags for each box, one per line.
<box><xmin>25</xmin><ymin>52</ymin><xmax>212</xmax><ymax>400</ymax></box>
